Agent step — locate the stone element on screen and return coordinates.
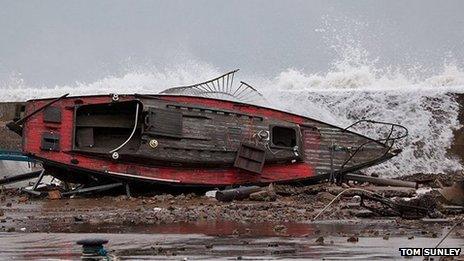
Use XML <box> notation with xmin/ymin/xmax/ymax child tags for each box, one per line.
<box><xmin>273</xmin><ymin>225</ymin><xmax>287</xmax><ymax>233</ymax></box>
<box><xmin>249</xmin><ymin>190</ymin><xmax>276</xmax><ymax>201</ymax></box>
<box><xmin>347</xmin><ymin>236</ymin><xmax>359</xmax><ymax>243</ymax></box>
<box><xmin>354</xmin><ymin>210</ymin><xmax>376</xmax><ymax>218</ymax></box>
<box><xmin>315</xmin><ymin>192</ymin><xmax>336</xmax><ymax>203</ymax></box>
<box><xmin>315</xmin><ymin>236</ymin><xmax>324</xmax><ymax>244</ymax></box>
<box><xmin>18</xmin><ymin>196</ymin><xmax>28</xmax><ymax>203</ymax></box>
<box><xmin>48</xmin><ymin>190</ymin><xmax>61</xmax><ymax>200</ymax></box>
<box><xmin>341</xmin><ymin>183</ymin><xmax>350</xmax><ymax>189</ymax></box>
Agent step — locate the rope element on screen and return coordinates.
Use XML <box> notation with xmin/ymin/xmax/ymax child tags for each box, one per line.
<box><xmin>109</xmin><ymin>103</ymin><xmax>140</xmax><ymax>153</ymax></box>
<box><xmin>434</xmin><ymin>216</ymin><xmax>464</xmax><ymax>248</ymax></box>
<box><xmin>312</xmin><ymin>188</ymin><xmax>376</xmax><ymax>221</ymax></box>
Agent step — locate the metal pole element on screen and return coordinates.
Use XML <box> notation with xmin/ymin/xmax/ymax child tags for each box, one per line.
<box><xmin>125</xmin><ymin>183</ymin><xmax>131</xmax><ymax>197</ymax></box>
<box><xmin>329</xmin><ymin>141</ymin><xmax>335</xmax><ymax>183</ymax></box>
<box><xmin>32</xmin><ymin>169</ymin><xmax>45</xmax><ymax>191</ymax></box>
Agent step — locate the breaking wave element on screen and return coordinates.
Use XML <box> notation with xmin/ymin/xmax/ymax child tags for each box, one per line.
<box><xmin>264</xmin><ymin>64</ymin><xmax>464</xmax><ymax>177</ymax></box>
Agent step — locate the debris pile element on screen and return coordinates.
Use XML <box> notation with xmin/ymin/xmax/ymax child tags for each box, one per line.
<box><xmin>209</xmin><ymin>173</ymin><xmax>464</xmax><ymax>222</ymax></box>
<box><xmin>1</xmin><ymin>168</ymin><xmax>463</xmax><ymax>237</ymax></box>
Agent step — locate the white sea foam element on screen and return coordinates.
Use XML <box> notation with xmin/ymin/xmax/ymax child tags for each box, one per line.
<box><xmin>266</xmin><ymin>78</ymin><xmax>463</xmax><ymax>177</ymax></box>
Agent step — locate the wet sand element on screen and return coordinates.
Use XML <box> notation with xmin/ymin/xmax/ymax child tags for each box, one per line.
<box><xmin>1</xmin><ymin>231</ymin><xmax>463</xmax><ymax>260</ymax></box>
<box><xmin>0</xmin><ymin>186</ymin><xmax>460</xmax><ymax>234</ymax></box>
<box><xmin>0</xmin><ymin>189</ymin><xmax>463</xmax><ymax>260</ymax></box>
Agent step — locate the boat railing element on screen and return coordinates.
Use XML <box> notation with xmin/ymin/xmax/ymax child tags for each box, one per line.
<box><xmin>159</xmin><ymin>69</ymin><xmax>267</xmax><ymax>104</ymax></box>
<box><xmin>337</xmin><ymin>119</ymin><xmax>408</xmax><ymax>178</ymax></box>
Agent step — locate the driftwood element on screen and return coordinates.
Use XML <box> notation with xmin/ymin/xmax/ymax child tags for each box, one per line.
<box><xmin>344</xmin><ymin>174</ymin><xmax>417</xmax><ymax>188</ymax></box>
<box><xmin>327</xmin><ymin>186</ymin><xmax>416</xmax><ymax>198</ymax></box>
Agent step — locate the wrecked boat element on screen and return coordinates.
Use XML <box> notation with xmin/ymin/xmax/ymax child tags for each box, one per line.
<box><xmin>6</xmin><ymin>70</ymin><xmax>407</xmax><ymax>188</ymax></box>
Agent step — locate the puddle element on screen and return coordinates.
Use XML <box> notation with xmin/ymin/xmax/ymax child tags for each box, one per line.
<box><xmin>0</xmin><ymin>222</ymin><xmax>462</xmax><ymax>260</ymax></box>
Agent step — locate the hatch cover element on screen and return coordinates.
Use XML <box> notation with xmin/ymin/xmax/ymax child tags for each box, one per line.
<box><xmin>234</xmin><ymin>143</ymin><xmax>266</xmax><ymax>174</ymax></box>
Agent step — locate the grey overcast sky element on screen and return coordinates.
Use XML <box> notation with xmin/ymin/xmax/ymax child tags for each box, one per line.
<box><xmin>0</xmin><ymin>0</ymin><xmax>463</xmax><ymax>86</ymax></box>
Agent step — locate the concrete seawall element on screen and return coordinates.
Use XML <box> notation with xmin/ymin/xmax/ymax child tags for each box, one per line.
<box><xmin>0</xmin><ymin>102</ymin><xmax>24</xmax><ymax>150</ymax></box>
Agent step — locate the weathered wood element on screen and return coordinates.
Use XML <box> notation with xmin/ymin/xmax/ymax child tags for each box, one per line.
<box><xmin>327</xmin><ymin>186</ymin><xmax>416</xmax><ymax>198</ymax></box>
<box><xmin>18</xmin><ymin>94</ymin><xmax>394</xmax><ymax>187</ymax></box>
<box><xmin>344</xmin><ymin>174</ymin><xmax>417</xmax><ymax>188</ymax></box>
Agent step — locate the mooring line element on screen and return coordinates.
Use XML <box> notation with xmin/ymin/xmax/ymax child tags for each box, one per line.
<box><xmin>312</xmin><ymin>188</ymin><xmax>376</xmax><ymax>221</ymax></box>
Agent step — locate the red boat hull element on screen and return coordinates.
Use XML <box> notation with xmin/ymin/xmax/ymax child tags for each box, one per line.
<box><xmin>22</xmin><ymin>94</ymin><xmax>392</xmax><ymax>187</ymax></box>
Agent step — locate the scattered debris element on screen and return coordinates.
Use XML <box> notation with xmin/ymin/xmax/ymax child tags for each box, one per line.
<box><xmin>48</xmin><ymin>190</ymin><xmax>61</xmax><ymax>200</ymax></box>
<box><xmin>420</xmin><ymin>218</ymin><xmax>452</xmax><ymax>223</ymax></box>
<box><xmin>343</xmin><ymin>173</ymin><xmax>417</xmax><ymax>188</ymax></box>
<box><xmin>74</xmin><ymin>216</ymin><xmax>84</xmax><ymax>222</ymax></box>
<box><xmin>438</xmin><ymin>180</ymin><xmax>464</xmax><ymax>206</ymax></box>
<box><xmin>315</xmin><ymin>192</ymin><xmax>336</xmax><ymax>203</ymax></box>
<box><xmin>327</xmin><ymin>186</ymin><xmax>416</xmax><ymax>198</ymax></box>
<box><xmin>249</xmin><ymin>190</ymin><xmax>276</xmax><ymax>201</ymax></box>
<box><xmin>216</xmin><ymin>186</ymin><xmax>262</xmax><ymax>202</ymax></box>
<box><xmin>360</xmin><ymin>193</ymin><xmax>430</xmax><ymax>219</ymax></box>
<box><xmin>273</xmin><ymin>225</ymin><xmax>287</xmax><ymax>234</ymax></box>
<box><xmin>249</xmin><ymin>184</ymin><xmax>277</xmax><ymax>202</ymax></box>
<box><xmin>205</xmin><ymin>190</ymin><xmax>217</xmax><ymax>198</ymax></box>
<box><xmin>354</xmin><ymin>209</ymin><xmax>376</xmax><ymax>218</ymax></box>
<box><xmin>0</xmin><ymin>170</ymin><xmax>42</xmax><ymax>186</ymax></box>
<box><xmin>17</xmin><ymin>196</ymin><xmax>28</xmax><ymax>203</ymax></box>
<box><xmin>0</xmin><ymin>158</ymin><xmax>462</xmax><ymax>239</ymax></box>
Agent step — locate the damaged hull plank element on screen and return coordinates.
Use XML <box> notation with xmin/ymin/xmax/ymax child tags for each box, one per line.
<box><xmin>21</xmin><ymin>94</ymin><xmax>394</xmax><ymax>187</ymax></box>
